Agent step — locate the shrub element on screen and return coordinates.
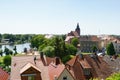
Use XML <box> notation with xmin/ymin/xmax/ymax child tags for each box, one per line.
<box><xmin>3</xmin><ymin>55</ymin><xmax>11</xmax><ymax>66</ymax></box>
<box><xmin>106</xmin><ymin>73</ymin><xmax>120</xmax><ymax>80</ymax></box>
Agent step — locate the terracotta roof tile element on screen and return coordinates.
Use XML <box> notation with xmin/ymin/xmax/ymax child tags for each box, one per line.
<box><xmin>66</xmin><ymin>54</ymin><xmax>113</xmax><ymax>79</ymax></box>
<box><xmin>79</xmin><ymin>59</ymin><xmax>91</xmax><ymax>69</ymax></box>
<box><xmin>0</xmin><ymin>67</ymin><xmax>9</xmax><ymax>80</ymax></box>
<box><xmin>48</xmin><ymin>63</ymin><xmax>65</xmax><ymax>80</ymax></box>
<box><xmin>10</xmin><ymin>55</ymin><xmax>50</xmax><ymax>80</ymax></box>
<box><xmin>84</xmin><ymin>55</ymin><xmax>112</xmax><ymax>79</ymax></box>
<box><xmin>66</xmin><ymin>56</ymin><xmax>77</xmax><ymax>66</ymax></box>
<box><xmin>10</xmin><ymin>55</ymin><xmax>64</xmax><ymax>80</ymax></box>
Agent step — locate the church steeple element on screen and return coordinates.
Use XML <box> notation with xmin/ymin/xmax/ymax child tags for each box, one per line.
<box><xmin>75</xmin><ymin>23</ymin><xmax>80</xmax><ymax>36</ymax></box>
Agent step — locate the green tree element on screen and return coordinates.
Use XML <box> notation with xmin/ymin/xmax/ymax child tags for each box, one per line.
<box><xmin>4</xmin><ymin>47</ymin><xmax>10</xmax><ymax>55</ymax></box>
<box><xmin>13</xmin><ymin>46</ymin><xmax>17</xmax><ymax>55</ymax></box>
<box><xmin>54</xmin><ymin>36</ymin><xmax>62</xmax><ymax>58</ymax></box>
<box><xmin>92</xmin><ymin>46</ymin><xmax>98</xmax><ymax>53</ymax></box>
<box><xmin>106</xmin><ymin>73</ymin><xmax>120</xmax><ymax>80</ymax></box>
<box><xmin>62</xmin><ymin>55</ymin><xmax>74</xmax><ymax>63</ymax></box>
<box><xmin>42</xmin><ymin>46</ymin><xmax>55</xmax><ymax>57</ymax></box>
<box><xmin>9</xmin><ymin>50</ymin><xmax>13</xmax><ymax>55</ymax></box>
<box><xmin>66</xmin><ymin>44</ymin><xmax>77</xmax><ymax>55</ymax></box>
<box><xmin>30</xmin><ymin>35</ymin><xmax>46</xmax><ymax>49</ymax></box>
<box><xmin>3</xmin><ymin>55</ymin><xmax>11</xmax><ymax>66</ymax></box>
<box><xmin>71</xmin><ymin>37</ymin><xmax>79</xmax><ymax>47</ymax></box>
<box><xmin>0</xmin><ymin>49</ymin><xmax>3</xmax><ymax>56</ymax></box>
<box><xmin>107</xmin><ymin>42</ymin><xmax>116</xmax><ymax>55</ymax></box>
<box><xmin>61</xmin><ymin>41</ymin><xmax>67</xmax><ymax>56</ymax></box>
<box><xmin>52</xmin><ymin>36</ymin><xmax>67</xmax><ymax>59</ymax></box>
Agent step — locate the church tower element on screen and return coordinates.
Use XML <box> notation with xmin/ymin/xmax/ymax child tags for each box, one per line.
<box><xmin>75</xmin><ymin>23</ymin><xmax>80</xmax><ymax>36</ymax></box>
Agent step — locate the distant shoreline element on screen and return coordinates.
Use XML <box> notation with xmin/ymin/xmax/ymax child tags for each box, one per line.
<box><xmin>0</xmin><ymin>43</ymin><xmax>11</xmax><ymax>45</ymax></box>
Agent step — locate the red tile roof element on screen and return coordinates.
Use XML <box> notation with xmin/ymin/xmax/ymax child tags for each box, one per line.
<box><xmin>48</xmin><ymin>63</ymin><xmax>65</xmax><ymax>80</ymax></box>
<box><xmin>10</xmin><ymin>55</ymin><xmax>51</xmax><ymax>80</ymax></box>
<box><xmin>10</xmin><ymin>55</ymin><xmax>64</xmax><ymax>80</ymax></box>
<box><xmin>0</xmin><ymin>67</ymin><xmax>9</xmax><ymax>80</ymax></box>
<box><xmin>67</xmin><ymin>31</ymin><xmax>80</xmax><ymax>37</ymax></box>
<box><xmin>66</xmin><ymin>56</ymin><xmax>77</xmax><ymax>67</ymax></box>
<box><xmin>66</xmin><ymin>54</ymin><xmax>113</xmax><ymax>79</ymax></box>
<box><xmin>84</xmin><ymin>55</ymin><xmax>112</xmax><ymax>79</ymax></box>
<box><xmin>79</xmin><ymin>59</ymin><xmax>91</xmax><ymax>69</ymax></box>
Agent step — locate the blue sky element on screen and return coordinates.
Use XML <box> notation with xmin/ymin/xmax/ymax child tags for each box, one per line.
<box><xmin>0</xmin><ymin>0</ymin><xmax>120</xmax><ymax>35</ymax></box>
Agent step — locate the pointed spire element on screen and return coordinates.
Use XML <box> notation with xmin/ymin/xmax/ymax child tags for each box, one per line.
<box><xmin>77</xmin><ymin>23</ymin><xmax>80</xmax><ymax>29</ymax></box>
<box><xmin>75</xmin><ymin>23</ymin><xmax>80</xmax><ymax>36</ymax></box>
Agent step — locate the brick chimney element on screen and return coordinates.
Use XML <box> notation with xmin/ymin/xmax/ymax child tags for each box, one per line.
<box><xmin>55</xmin><ymin>57</ymin><xmax>61</xmax><ymax>65</ymax></box>
<box><xmin>40</xmin><ymin>52</ymin><xmax>44</xmax><ymax>59</ymax></box>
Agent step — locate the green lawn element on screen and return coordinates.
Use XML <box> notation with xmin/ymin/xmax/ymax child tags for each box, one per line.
<box><xmin>118</xmin><ymin>54</ymin><xmax>120</xmax><ymax>57</ymax></box>
<box><xmin>0</xmin><ymin>56</ymin><xmax>4</xmax><ymax>63</ymax></box>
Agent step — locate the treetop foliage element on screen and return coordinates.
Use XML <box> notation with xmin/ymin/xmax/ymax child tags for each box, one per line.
<box><xmin>107</xmin><ymin>42</ymin><xmax>116</xmax><ymax>55</ymax></box>
<box><xmin>30</xmin><ymin>34</ymin><xmax>78</xmax><ymax>63</ymax></box>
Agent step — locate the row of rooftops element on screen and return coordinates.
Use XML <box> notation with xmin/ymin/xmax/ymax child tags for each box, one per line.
<box><xmin>66</xmin><ymin>53</ymin><xmax>113</xmax><ymax>79</ymax></box>
<box><xmin>10</xmin><ymin>53</ymin><xmax>65</xmax><ymax>80</ymax></box>
<box><xmin>9</xmin><ymin>51</ymin><xmax>116</xmax><ymax>80</ymax></box>
<box><xmin>66</xmin><ymin>34</ymin><xmax>120</xmax><ymax>42</ymax></box>
<box><xmin>65</xmin><ymin>24</ymin><xmax>120</xmax><ymax>43</ymax></box>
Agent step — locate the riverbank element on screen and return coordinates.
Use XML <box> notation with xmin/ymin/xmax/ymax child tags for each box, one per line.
<box><xmin>0</xmin><ymin>43</ymin><xmax>31</xmax><ymax>53</ymax></box>
<box><xmin>0</xmin><ymin>43</ymin><xmax>11</xmax><ymax>45</ymax></box>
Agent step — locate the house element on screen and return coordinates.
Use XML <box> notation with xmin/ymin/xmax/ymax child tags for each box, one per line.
<box><xmin>65</xmin><ymin>53</ymin><xmax>112</xmax><ymax>80</ymax></box>
<box><xmin>57</xmin><ymin>68</ymin><xmax>75</xmax><ymax>80</ymax></box>
<box><xmin>112</xmin><ymin>39</ymin><xmax>120</xmax><ymax>54</ymax></box>
<box><xmin>48</xmin><ymin>60</ymin><xmax>65</xmax><ymax>80</ymax></box>
<box><xmin>80</xmin><ymin>35</ymin><xmax>100</xmax><ymax>52</ymax></box>
<box><xmin>0</xmin><ymin>67</ymin><xmax>9</xmax><ymax>80</ymax></box>
<box><xmin>98</xmin><ymin>35</ymin><xmax>116</xmax><ymax>48</ymax></box>
<box><xmin>10</xmin><ymin>53</ymin><xmax>66</xmax><ymax>80</ymax></box>
<box><xmin>98</xmin><ymin>35</ymin><xmax>120</xmax><ymax>54</ymax></box>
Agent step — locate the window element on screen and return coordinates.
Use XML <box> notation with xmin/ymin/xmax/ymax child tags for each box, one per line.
<box><xmin>63</xmin><ymin>76</ymin><xmax>67</xmax><ymax>80</ymax></box>
<box><xmin>84</xmin><ymin>69</ymin><xmax>90</xmax><ymax>75</ymax></box>
<box><xmin>28</xmin><ymin>76</ymin><xmax>35</xmax><ymax>80</ymax></box>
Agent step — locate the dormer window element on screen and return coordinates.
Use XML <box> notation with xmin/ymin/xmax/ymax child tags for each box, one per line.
<box><xmin>63</xmin><ymin>76</ymin><xmax>67</xmax><ymax>80</ymax></box>
<box><xmin>20</xmin><ymin>63</ymin><xmax>41</xmax><ymax>80</ymax></box>
<box><xmin>84</xmin><ymin>69</ymin><xmax>90</xmax><ymax>75</ymax></box>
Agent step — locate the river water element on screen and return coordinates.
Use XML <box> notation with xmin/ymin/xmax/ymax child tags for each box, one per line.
<box><xmin>0</xmin><ymin>43</ymin><xmax>31</xmax><ymax>53</ymax></box>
